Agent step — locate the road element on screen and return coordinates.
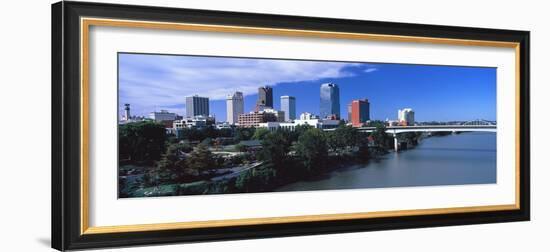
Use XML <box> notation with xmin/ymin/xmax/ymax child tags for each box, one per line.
<box><xmin>210</xmin><ymin>161</ymin><xmax>264</xmax><ymax>181</ymax></box>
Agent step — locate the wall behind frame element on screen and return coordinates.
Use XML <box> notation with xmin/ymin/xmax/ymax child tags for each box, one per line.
<box><xmin>0</xmin><ymin>0</ymin><xmax>546</xmax><ymax>251</ymax></box>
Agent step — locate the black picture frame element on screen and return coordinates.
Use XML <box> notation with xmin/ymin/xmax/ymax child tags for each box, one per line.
<box><xmin>52</xmin><ymin>1</ymin><xmax>530</xmax><ymax>251</ymax></box>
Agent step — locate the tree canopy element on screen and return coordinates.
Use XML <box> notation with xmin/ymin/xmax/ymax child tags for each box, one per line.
<box><xmin>119</xmin><ymin>121</ymin><xmax>166</xmax><ymax>162</ymax></box>
<box><xmin>257</xmin><ymin>130</ymin><xmax>291</xmax><ymax>168</ymax></box>
<box><xmin>147</xmin><ymin>143</ymin><xmax>189</xmax><ymax>185</ymax></box>
<box><xmin>294</xmin><ymin>128</ymin><xmax>329</xmax><ymax>174</ymax></box>
<box><xmin>252</xmin><ymin>127</ymin><xmax>271</xmax><ymax>140</ymax></box>
<box><xmin>186</xmin><ymin>143</ymin><xmax>217</xmax><ymax>175</ymax></box>
<box><xmin>371</xmin><ymin>124</ymin><xmax>393</xmax><ymax>149</ymax></box>
<box><xmin>327</xmin><ymin>125</ymin><xmax>359</xmax><ymax>153</ymax></box>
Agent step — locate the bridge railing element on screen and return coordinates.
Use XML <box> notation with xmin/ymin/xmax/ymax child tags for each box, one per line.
<box><xmin>323</xmin><ymin>125</ymin><xmax>497</xmax><ymax>132</ymax></box>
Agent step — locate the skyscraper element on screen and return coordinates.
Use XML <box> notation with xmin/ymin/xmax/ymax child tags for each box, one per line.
<box><xmin>350</xmin><ymin>99</ymin><xmax>370</xmax><ymax>127</ymax></box>
<box><xmin>257</xmin><ymin>86</ymin><xmax>273</xmax><ymax>108</ymax></box>
<box><xmin>226</xmin><ymin>91</ymin><xmax>244</xmax><ymax>125</ymax></box>
<box><xmin>186</xmin><ymin>95</ymin><xmax>209</xmax><ymax>118</ymax></box>
<box><xmin>398</xmin><ymin>108</ymin><xmax>415</xmax><ymax>126</ymax></box>
<box><xmin>280</xmin><ymin>95</ymin><xmax>296</xmax><ymax>121</ymax></box>
<box><xmin>320</xmin><ymin>83</ymin><xmax>340</xmax><ymax>119</ymax></box>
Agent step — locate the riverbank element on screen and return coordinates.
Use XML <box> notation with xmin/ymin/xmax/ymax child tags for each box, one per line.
<box><xmin>275</xmin><ymin>132</ymin><xmax>496</xmax><ymax>192</ymax></box>
<box><xmin>120</xmin><ymin>126</ymin><xmax>489</xmax><ymax>198</ymax></box>
<box><xmin>123</xmin><ymin>145</ymin><xmax>390</xmax><ymax>198</ymax></box>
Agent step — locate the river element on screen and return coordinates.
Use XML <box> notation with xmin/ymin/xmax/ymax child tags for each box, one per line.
<box><xmin>275</xmin><ymin>132</ymin><xmax>496</xmax><ymax>192</ymax></box>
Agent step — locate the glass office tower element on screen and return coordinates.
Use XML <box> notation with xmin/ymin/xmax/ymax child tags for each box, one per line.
<box><xmin>320</xmin><ymin>83</ymin><xmax>340</xmax><ymax>119</ymax></box>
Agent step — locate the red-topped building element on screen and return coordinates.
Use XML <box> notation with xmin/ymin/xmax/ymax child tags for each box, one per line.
<box><xmin>350</xmin><ymin>99</ymin><xmax>370</xmax><ymax>127</ymax></box>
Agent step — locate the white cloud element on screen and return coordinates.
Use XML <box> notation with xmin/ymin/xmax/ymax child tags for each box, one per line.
<box><xmin>118</xmin><ymin>54</ymin><xmax>360</xmax><ymax>116</ymax></box>
<box><xmin>364</xmin><ymin>67</ymin><xmax>379</xmax><ymax>73</ymax></box>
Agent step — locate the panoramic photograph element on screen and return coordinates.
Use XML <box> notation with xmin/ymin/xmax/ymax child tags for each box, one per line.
<box><xmin>117</xmin><ymin>53</ymin><xmax>497</xmax><ymax>198</ymax></box>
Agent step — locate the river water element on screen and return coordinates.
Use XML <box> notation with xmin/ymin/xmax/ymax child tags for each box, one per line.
<box><xmin>275</xmin><ymin>132</ymin><xmax>496</xmax><ymax>192</ymax></box>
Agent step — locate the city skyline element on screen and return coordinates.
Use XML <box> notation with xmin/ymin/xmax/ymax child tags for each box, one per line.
<box><xmin>119</xmin><ymin>53</ymin><xmax>496</xmax><ymax>122</ymax></box>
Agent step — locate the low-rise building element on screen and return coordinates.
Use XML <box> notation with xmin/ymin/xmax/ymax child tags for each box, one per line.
<box><xmin>238</xmin><ymin>113</ymin><xmax>275</xmax><ymax>128</ymax></box>
<box><xmin>237</xmin><ymin>108</ymin><xmax>284</xmax><ymax>127</ymax></box>
<box><xmin>258</xmin><ymin>112</ymin><xmax>340</xmax><ymax>131</ymax></box>
<box><xmin>149</xmin><ymin>110</ymin><xmax>177</xmax><ymax>122</ymax></box>
<box><xmin>386</xmin><ymin>119</ymin><xmax>400</xmax><ymax>127</ymax></box>
<box><xmin>258</xmin><ymin>122</ymin><xmax>297</xmax><ymax>131</ymax></box>
<box><xmin>173</xmin><ymin>115</ymin><xmax>215</xmax><ymax>129</ymax></box>
<box><xmin>215</xmin><ymin>122</ymin><xmax>232</xmax><ymax>129</ymax></box>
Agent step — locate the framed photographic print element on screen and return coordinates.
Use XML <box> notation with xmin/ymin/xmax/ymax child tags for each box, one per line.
<box><xmin>52</xmin><ymin>1</ymin><xmax>530</xmax><ymax>250</ymax></box>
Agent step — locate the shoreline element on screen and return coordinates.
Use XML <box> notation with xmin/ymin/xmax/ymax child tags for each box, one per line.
<box><xmin>121</xmin><ymin>132</ymin><xmax>488</xmax><ymax>198</ymax></box>
<box><xmin>275</xmin><ymin>132</ymin><xmax>496</xmax><ymax>192</ymax></box>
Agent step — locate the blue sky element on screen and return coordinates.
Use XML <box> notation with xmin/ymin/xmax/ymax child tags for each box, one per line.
<box><xmin>119</xmin><ymin>53</ymin><xmax>496</xmax><ymax>122</ymax></box>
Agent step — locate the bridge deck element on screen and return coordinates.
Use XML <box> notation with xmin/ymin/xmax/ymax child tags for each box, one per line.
<box><xmin>324</xmin><ymin>125</ymin><xmax>497</xmax><ymax>133</ymax></box>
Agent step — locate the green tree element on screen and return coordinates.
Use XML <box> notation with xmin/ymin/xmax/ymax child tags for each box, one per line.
<box><xmin>177</xmin><ymin>128</ymin><xmax>204</xmax><ymax>142</ymax></box>
<box><xmin>371</xmin><ymin>125</ymin><xmax>393</xmax><ymax>150</ymax></box>
<box><xmin>287</xmin><ymin>124</ymin><xmax>312</xmax><ymax>142</ymax></box>
<box><xmin>201</xmin><ymin>137</ymin><xmax>213</xmax><ymax>146</ymax></box>
<box><xmin>398</xmin><ymin>132</ymin><xmax>421</xmax><ymax>146</ymax></box>
<box><xmin>235</xmin><ymin>170</ymin><xmax>253</xmax><ymax>192</ymax></box>
<box><xmin>258</xmin><ymin>130</ymin><xmax>291</xmax><ymax>168</ymax></box>
<box><xmin>218</xmin><ymin>128</ymin><xmax>233</xmax><ymax>138</ymax></box>
<box><xmin>252</xmin><ymin>128</ymin><xmax>270</xmax><ymax>140</ymax></box>
<box><xmin>178</xmin><ymin>141</ymin><xmax>193</xmax><ymax>153</ymax></box>
<box><xmin>327</xmin><ymin>125</ymin><xmax>359</xmax><ymax>153</ymax></box>
<box><xmin>356</xmin><ymin>132</ymin><xmax>370</xmax><ymax>161</ymax></box>
<box><xmin>235</xmin><ymin>164</ymin><xmax>277</xmax><ymax>193</ymax></box>
<box><xmin>186</xmin><ymin>143</ymin><xmax>217</xmax><ymax>175</ymax></box>
<box><xmin>295</xmin><ymin>128</ymin><xmax>328</xmax><ymax>174</ymax></box>
<box><xmin>147</xmin><ymin>143</ymin><xmax>189</xmax><ymax>186</ymax></box>
<box><xmin>119</xmin><ymin>121</ymin><xmax>166</xmax><ymax>162</ymax></box>
<box><xmin>203</xmin><ymin>126</ymin><xmax>218</xmax><ymax>140</ymax></box>
<box><xmin>234</xmin><ymin>143</ymin><xmax>248</xmax><ymax>152</ymax></box>
<box><xmin>365</xmin><ymin>120</ymin><xmax>386</xmax><ymax>127</ymax></box>
<box><xmin>235</xmin><ymin>127</ymin><xmax>255</xmax><ymax>141</ymax></box>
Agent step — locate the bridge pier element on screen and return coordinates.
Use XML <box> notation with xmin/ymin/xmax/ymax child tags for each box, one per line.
<box><xmin>393</xmin><ymin>134</ymin><xmax>399</xmax><ymax>152</ymax></box>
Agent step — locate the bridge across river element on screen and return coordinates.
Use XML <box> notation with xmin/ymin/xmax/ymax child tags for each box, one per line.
<box><xmin>324</xmin><ymin>125</ymin><xmax>497</xmax><ymax>151</ymax></box>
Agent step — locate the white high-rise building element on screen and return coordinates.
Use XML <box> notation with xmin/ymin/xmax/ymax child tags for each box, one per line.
<box><xmin>280</xmin><ymin>96</ymin><xmax>296</xmax><ymax>121</ymax></box>
<box><xmin>226</xmin><ymin>91</ymin><xmax>244</xmax><ymax>125</ymax></box>
<box><xmin>398</xmin><ymin>108</ymin><xmax>415</xmax><ymax>126</ymax></box>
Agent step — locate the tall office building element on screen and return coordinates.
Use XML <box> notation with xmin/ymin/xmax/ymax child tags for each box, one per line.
<box><xmin>350</xmin><ymin>99</ymin><xmax>370</xmax><ymax>127</ymax></box>
<box><xmin>398</xmin><ymin>108</ymin><xmax>415</xmax><ymax>126</ymax></box>
<box><xmin>226</xmin><ymin>91</ymin><xmax>244</xmax><ymax>125</ymax></box>
<box><xmin>257</xmin><ymin>86</ymin><xmax>273</xmax><ymax>108</ymax></box>
<box><xmin>280</xmin><ymin>96</ymin><xmax>296</xmax><ymax>121</ymax></box>
<box><xmin>186</xmin><ymin>95</ymin><xmax>209</xmax><ymax>118</ymax></box>
<box><xmin>320</xmin><ymin>83</ymin><xmax>340</xmax><ymax>119</ymax></box>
